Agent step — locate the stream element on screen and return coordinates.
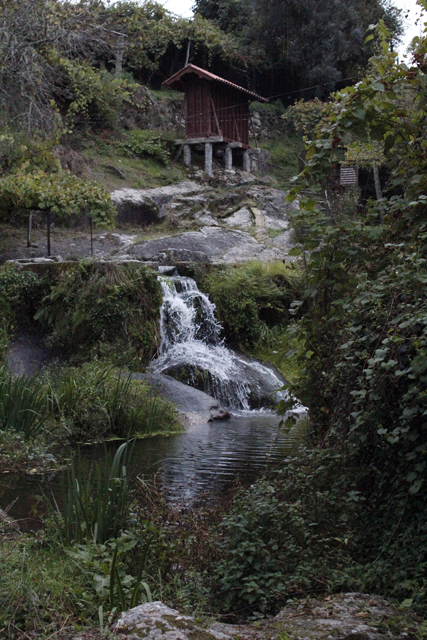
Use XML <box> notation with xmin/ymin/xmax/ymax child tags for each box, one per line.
<box><xmin>1</xmin><ymin>268</ymin><xmax>305</xmax><ymax>530</ymax></box>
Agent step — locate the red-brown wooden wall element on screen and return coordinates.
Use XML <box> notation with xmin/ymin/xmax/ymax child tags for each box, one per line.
<box><xmin>184</xmin><ymin>77</ymin><xmax>250</xmax><ymax>147</ymax></box>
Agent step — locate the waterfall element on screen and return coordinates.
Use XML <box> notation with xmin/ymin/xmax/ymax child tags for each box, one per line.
<box><xmin>150</xmin><ymin>269</ymin><xmax>288</xmax><ymax>411</ymax></box>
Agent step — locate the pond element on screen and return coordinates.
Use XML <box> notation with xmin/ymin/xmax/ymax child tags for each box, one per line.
<box><xmin>0</xmin><ymin>411</ymin><xmax>304</xmax><ymax>531</ymax></box>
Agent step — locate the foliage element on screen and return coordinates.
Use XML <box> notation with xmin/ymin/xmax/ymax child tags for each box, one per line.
<box><xmin>118</xmin><ymin>130</ymin><xmax>171</xmax><ymax>164</ymax></box>
<box><xmin>0</xmin><ymin>265</ymin><xmax>44</xmax><ymax>357</ymax></box>
<box><xmin>0</xmin><ymin>369</ymin><xmax>49</xmax><ymax>439</ymax></box>
<box><xmin>0</xmin><ymin>168</ymin><xmax>116</xmax><ymax>226</ymax></box>
<box><xmin>45</xmin><ymin>443</ymin><xmax>131</xmax><ymax>545</ymax></box>
<box><xmin>0</xmin><ymin>128</ymin><xmax>61</xmax><ymax>175</ymax></box>
<box><xmin>35</xmin><ymin>262</ymin><xmax>162</xmax><ymax>369</ymax></box>
<box><xmin>282</xmin><ymin>99</ymin><xmax>331</xmax><ymax>137</ymax></box>
<box><xmin>45</xmin><ymin>362</ymin><xmax>180</xmax><ymax>441</ymax></box>
<box><xmin>66</xmin><ymin>533</ymin><xmax>152</xmax><ymax>620</ymax></box>
<box><xmin>59</xmin><ymin>61</ymin><xmax>145</xmax><ymax>130</ymax></box>
<box><xmin>194</xmin><ymin>0</ymin><xmax>403</xmax><ymax>99</ymax></box>
<box><xmin>0</xmin><ymin>538</ymin><xmax>87</xmax><ymax>638</ymax></box>
<box><xmin>283</xmin><ymin>17</ymin><xmax>427</xmax><ymax>613</ymax></box>
<box><xmin>200</xmin><ymin>261</ymin><xmax>302</xmax><ymax>348</ymax></box>
<box><xmin>214</xmin><ymin>449</ymin><xmax>363</xmax><ymax>615</ymax></box>
<box><xmin>0</xmin><ymin>428</ymin><xmax>57</xmax><ymax>474</ymax></box>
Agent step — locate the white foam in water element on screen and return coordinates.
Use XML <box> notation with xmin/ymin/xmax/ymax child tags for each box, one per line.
<box><xmin>151</xmin><ymin>274</ymin><xmax>290</xmax><ymax>410</ymax></box>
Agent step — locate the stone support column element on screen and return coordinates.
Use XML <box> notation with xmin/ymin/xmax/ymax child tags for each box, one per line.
<box><xmin>183</xmin><ymin>144</ymin><xmax>191</xmax><ymax>167</ymax></box>
<box><xmin>224</xmin><ymin>145</ymin><xmax>233</xmax><ymax>170</ymax></box>
<box><xmin>243</xmin><ymin>150</ymin><xmax>251</xmax><ymax>173</ymax></box>
<box><xmin>205</xmin><ymin>142</ymin><xmax>213</xmax><ymax>176</ymax></box>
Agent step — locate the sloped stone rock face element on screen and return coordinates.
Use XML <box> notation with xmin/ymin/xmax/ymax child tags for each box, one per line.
<box><xmin>112</xmin><ymin>602</ymin><xmax>257</xmax><ymax>640</ymax></box>
<box><xmin>111</xmin><ymin>183</ymin><xmax>208</xmax><ymax>226</ymax></box>
<box><xmin>112</xmin><ymin>595</ymin><xmax>420</xmax><ymax>640</ymax></box>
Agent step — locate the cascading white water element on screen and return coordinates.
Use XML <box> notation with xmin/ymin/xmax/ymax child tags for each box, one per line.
<box><xmin>150</xmin><ymin>269</ymin><xmax>288</xmax><ymax>411</ymax></box>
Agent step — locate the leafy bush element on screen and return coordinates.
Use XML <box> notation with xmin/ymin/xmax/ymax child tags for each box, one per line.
<box><xmin>200</xmin><ymin>261</ymin><xmax>302</xmax><ymax>348</ymax></box>
<box><xmin>282</xmin><ymin>98</ymin><xmax>330</xmax><ymax>137</ymax></box>
<box><xmin>36</xmin><ymin>262</ymin><xmax>162</xmax><ymax>369</ymax></box>
<box><xmin>0</xmin><ymin>264</ymin><xmax>44</xmax><ymax>356</ymax></box>
<box><xmin>45</xmin><ymin>362</ymin><xmax>179</xmax><ymax>441</ymax></box>
<box><xmin>118</xmin><ymin>130</ymin><xmax>171</xmax><ymax>165</ymax></box>
<box><xmin>282</xmin><ymin>22</ymin><xmax>427</xmax><ymax>614</ymax></box>
<box><xmin>214</xmin><ymin>450</ymin><xmax>361</xmax><ymax>615</ymax></box>
<box><xmin>0</xmin><ymin>169</ymin><xmax>117</xmax><ymax>227</ymax></box>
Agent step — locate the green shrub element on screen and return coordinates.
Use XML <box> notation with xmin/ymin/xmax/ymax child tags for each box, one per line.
<box><xmin>45</xmin><ymin>362</ymin><xmax>180</xmax><ymax>441</ymax></box>
<box><xmin>0</xmin><ymin>265</ymin><xmax>44</xmax><ymax>356</ymax></box>
<box><xmin>35</xmin><ymin>262</ymin><xmax>162</xmax><ymax>369</ymax></box>
<box><xmin>200</xmin><ymin>261</ymin><xmax>302</xmax><ymax>348</ymax></box>
<box><xmin>118</xmin><ymin>130</ymin><xmax>171</xmax><ymax>165</ymax></box>
<box><xmin>214</xmin><ymin>449</ymin><xmax>363</xmax><ymax>615</ymax></box>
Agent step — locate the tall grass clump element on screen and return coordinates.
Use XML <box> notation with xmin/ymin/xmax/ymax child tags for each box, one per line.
<box><xmin>200</xmin><ymin>261</ymin><xmax>302</xmax><ymax>348</ymax></box>
<box><xmin>46</xmin><ymin>442</ymin><xmax>131</xmax><ymax>545</ymax></box>
<box><xmin>46</xmin><ymin>362</ymin><xmax>180</xmax><ymax>441</ymax></box>
<box><xmin>0</xmin><ymin>368</ymin><xmax>48</xmax><ymax>438</ymax></box>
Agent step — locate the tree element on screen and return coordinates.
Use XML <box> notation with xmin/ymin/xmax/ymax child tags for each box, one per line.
<box><xmin>194</xmin><ymin>0</ymin><xmax>403</xmax><ymax>99</ymax></box>
<box><xmin>284</xmin><ymin>13</ymin><xmax>427</xmax><ymax>606</ymax></box>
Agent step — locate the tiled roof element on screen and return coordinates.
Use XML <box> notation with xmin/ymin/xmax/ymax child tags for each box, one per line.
<box><xmin>163</xmin><ymin>64</ymin><xmax>268</xmax><ymax>102</ymax></box>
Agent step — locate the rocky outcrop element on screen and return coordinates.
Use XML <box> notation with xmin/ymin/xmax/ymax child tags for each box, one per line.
<box><xmin>131</xmin><ymin>373</ymin><xmax>230</xmax><ymax>425</ymax></box>
<box><xmin>111</xmin><ymin>182</ymin><xmax>209</xmax><ymax>226</ymax></box>
<box><xmin>112</xmin><ymin>595</ymin><xmax>421</xmax><ymax>640</ymax></box>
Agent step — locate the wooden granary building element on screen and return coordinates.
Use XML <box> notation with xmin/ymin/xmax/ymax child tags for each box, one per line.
<box><xmin>163</xmin><ymin>64</ymin><xmax>268</xmax><ymax>175</ymax></box>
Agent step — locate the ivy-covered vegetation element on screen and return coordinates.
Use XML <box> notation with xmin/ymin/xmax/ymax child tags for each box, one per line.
<box><xmin>35</xmin><ymin>262</ymin><xmax>162</xmax><ymax>369</ymax></box>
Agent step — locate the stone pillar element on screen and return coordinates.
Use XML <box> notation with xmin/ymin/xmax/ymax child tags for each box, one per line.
<box><xmin>243</xmin><ymin>150</ymin><xmax>251</xmax><ymax>173</ymax></box>
<box><xmin>224</xmin><ymin>145</ymin><xmax>233</xmax><ymax>170</ymax></box>
<box><xmin>205</xmin><ymin>142</ymin><xmax>213</xmax><ymax>176</ymax></box>
<box><xmin>183</xmin><ymin>144</ymin><xmax>191</xmax><ymax>167</ymax></box>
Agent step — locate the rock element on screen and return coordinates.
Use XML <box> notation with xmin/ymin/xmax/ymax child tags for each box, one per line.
<box><xmin>0</xmin><ymin>508</ymin><xmax>21</xmax><ymax>540</ymax></box>
<box><xmin>113</xmin><ymin>602</ymin><xmax>243</xmax><ymax>640</ymax></box>
<box><xmin>131</xmin><ymin>227</ymin><xmax>260</xmax><ymax>264</ymax></box>
<box><xmin>111</xmin><ymin>595</ymin><xmax>420</xmax><ymax>640</ymax></box>
<box><xmin>6</xmin><ymin>331</ymin><xmax>52</xmax><ymax>377</ymax></box>
<box><xmin>105</xmin><ymin>164</ymin><xmax>127</xmax><ymax>179</ymax></box>
<box><xmin>110</xmin><ymin>190</ymin><xmax>161</xmax><ymax>226</ymax></box>
<box><xmin>131</xmin><ymin>372</ymin><xmax>231</xmax><ymax>425</ymax></box>
<box><xmin>224</xmin><ymin>207</ymin><xmax>254</xmax><ymax>228</ymax></box>
<box><xmin>111</xmin><ymin>182</ymin><xmax>209</xmax><ymax>226</ymax></box>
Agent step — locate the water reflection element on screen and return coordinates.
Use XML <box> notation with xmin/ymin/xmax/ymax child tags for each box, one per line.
<box><xmin>0</xmin><ymin>412</ymin><xmax>304</xmax><ymax>530</ymax></box>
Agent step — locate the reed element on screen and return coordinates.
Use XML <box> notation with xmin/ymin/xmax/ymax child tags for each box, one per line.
<box><xmin>0</xmin><ymin>369</ymin><xmax>48</xmax><ymax>438</ymax></box>
<box><xmin>46</xmin><ymin>442</ymin><xmax>132</xmax><ymax>545</ymax></box>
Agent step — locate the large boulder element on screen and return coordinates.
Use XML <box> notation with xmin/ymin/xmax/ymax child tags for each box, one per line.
<box><xmin>131</xmin><ymin>227</ymin><xmax>260</xmax><ymax>263</ymax></box>
<box><xmin>111</xmin><ymin>595</ymin><xmax>421</xmax><ymax>640</ymax></box>
<box><xmin>111</xmin><ymin>182</ymin><xmax>208</xmax><ymax>226</ymax></box>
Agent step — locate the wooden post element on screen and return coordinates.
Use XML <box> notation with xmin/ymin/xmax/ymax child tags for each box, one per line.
<box><xmin>27</xmin><ymin>212</ymin><xmax>33</xmax><ymax>248</ymax></box>
<box><xmin>115</xmin><ymin>34</ymin><xmax>125</xmax><ymax>77</ymax></box>
<box><xmin>373</xmin><ymin>163</ymin><xmax>382</xmax><ymax>200</ymax></box>
<box><xmin>90</xmin><ymin>217</ymin><xmax>93</xmax><ymax>257</ymax></box>
<box><xmin>46</xmin><ymin>211</ymin><xmax>51</xmax><ymax>257</ymax></box>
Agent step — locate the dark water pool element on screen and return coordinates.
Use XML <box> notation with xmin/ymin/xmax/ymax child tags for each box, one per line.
<box><xmin>0</xmin><ymin>412</ymin><xmax>304</xmax><ymax>531</ymax></box>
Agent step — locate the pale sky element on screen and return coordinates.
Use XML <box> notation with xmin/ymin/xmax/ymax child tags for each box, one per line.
<box><xmin>162</xmin><ymin>0</ymin><xmax>426</xmax><ymax>57</ymax></box>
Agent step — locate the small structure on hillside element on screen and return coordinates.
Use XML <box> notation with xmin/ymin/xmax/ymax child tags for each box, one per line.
<box><xmin>163</xmin><ymin>64</ymin><xmax>268</xmax><ymax>176</ymax></box>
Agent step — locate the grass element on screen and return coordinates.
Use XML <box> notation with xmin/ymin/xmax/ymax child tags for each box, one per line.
<box><xmin>259</xmin><ymin>134</ymin><xmax>304</xmax><ymax>187</ymax></box>
<box><xmin>45</xmin><ymin>442</ymin><xmax>131</xmax><ymax>545</ymax></box>
<box><xmin>0</xmin><ymin>369</ymin><xmax>49</xmax><ymax>439</ymax></box>
<box><xmin>0</xmin><ymin>538</ymin><xmax>88</xmax><ymax>638</ymax></box>
<box><xmin>44</xmin><ymin>362</ymin><xmax>181</xmax><ymax>442</ymax></box>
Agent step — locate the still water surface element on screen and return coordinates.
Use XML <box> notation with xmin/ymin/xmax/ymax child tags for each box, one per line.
<box><xmin>0</xmin><ymin>412</ymin><xmax>304</xmax><ymax>531</ymax></box>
